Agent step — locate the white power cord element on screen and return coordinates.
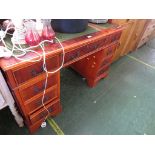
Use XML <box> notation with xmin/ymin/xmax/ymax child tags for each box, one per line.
<box><xmin>0</xmin><ymin>20</ymin><xmax>65</xmax><ymax>128</ymax></box>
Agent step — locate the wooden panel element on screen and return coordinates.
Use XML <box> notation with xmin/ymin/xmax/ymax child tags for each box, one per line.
<box><xmin>125</xmin><ymin>20</ymin><xmax>148</xmax><ymax>52</ymax></box>
<box><xmin>120</xmin><ymin>21</ymin><xmax>136</xmax><ymax>56</ymax></box>
<box><xmin>112</xmin><ymin>21</ymin><xmax>135</xmax><ymax>61</ymax></box>
<box><xmin>19</xmin><ymin>73</ymin><xmax>58</xmax><ymax>102</ymax></box>
<box><xmin>112</xmin><ymin>19</ymin><xmax>134</xmax><ymax>25</ymax></box>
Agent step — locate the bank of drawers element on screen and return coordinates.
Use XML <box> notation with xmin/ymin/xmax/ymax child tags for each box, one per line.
<box><xmin>6</xmin><ymin>53</ymin><xmax>61</xmax><ymax>129</ymax></box>
<box><xmin>70</xmin><ymin>41</ymin><xmax>118</xmax><ymax>87</ymax></box>
<box><xmin>24</xmin><ymin>85</ymin><xmax>58</xmax><ymax>114</ymax></box>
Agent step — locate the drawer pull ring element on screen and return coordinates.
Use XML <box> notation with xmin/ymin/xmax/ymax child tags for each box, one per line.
<box><xmin>34</xmin><ymin>86</ymin><xmax>44</xmax><ymax>93</ymax></box>
<box><xmin>48</xmin><ymin>107</ymin><xmax>53</xmax><ymax>113</ymax></box>
<box><xmin>31</xmin><ymin>67</ymin><xmax>44</xmax><ymax>76</ymax></box>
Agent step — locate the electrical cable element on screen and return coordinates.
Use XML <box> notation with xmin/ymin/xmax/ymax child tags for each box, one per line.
<box><xmin>0</xmin><ymin>20</ymin><xmax>65</xmax><ymax>127</ymax></box>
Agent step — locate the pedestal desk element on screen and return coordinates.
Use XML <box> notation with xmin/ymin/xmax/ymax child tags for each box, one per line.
<box><xmin>0</xmin><ymin>23</ymin><xmax>123</xmax><ymax>133</ymax></box>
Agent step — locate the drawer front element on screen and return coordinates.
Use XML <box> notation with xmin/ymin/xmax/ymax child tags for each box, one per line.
<box><xmin>64</xmin><ymin>32</ymin><xmax>121</xmax><ymax>64</ymax></box>
<box><xmin>97</xmin><ymin>65</ymin><xmax>110</xmax><ymax>77</ymax></box>
<box><xmin>19</xmin><ymin>73</ymin><xmax>58</xmax><ymax>102</ymax></box>
<box><xmin>24</xmin><ymin>85</ymin><xmax>58</xmax><ymax>114</ymax></box>
<box><xmin>100</xmin><ymin>55</ymin><xmax>113</xmax><ymax>68</ymax></box>
<box><xmin>104</xmin><ymin>42</ymin><xmax>118</xmax><ymax>57</ymax></box>
<box><xmin>13</xmin><ymin>54</ymin><xmax>61</xmax><ymax>85</ymax></box>
<box><xmin>29</xmin><ymin>99</ymin><xmax>61</xmax><ymax>124</ymax></box>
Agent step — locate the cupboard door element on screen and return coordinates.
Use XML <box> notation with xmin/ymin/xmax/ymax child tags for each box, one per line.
<box><xmin>120</xmin><ymin>21</ymin><xmax>136</xmax><ymax>56</ymax></box>
<box><xmin>112</xmin><ymin>21</ymin><xmax>135</xmax><ymax>61</ymax></box>
<box><xmin>125</xmin><ymin>20</ymin><xmax>148</xmax><ymax>52</ymax></box>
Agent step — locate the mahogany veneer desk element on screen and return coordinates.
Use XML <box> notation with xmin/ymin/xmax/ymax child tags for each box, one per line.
<box><xmin>0</xmin><ymin>23</ymin><xmax>123</xmax><ymax>133</ymax></box>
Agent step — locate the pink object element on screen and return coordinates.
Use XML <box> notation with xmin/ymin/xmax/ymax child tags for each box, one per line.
<box><xmin>42</xmin><ymin>20</ymin><xmax>55</xmax><ymax>41</ymax></box>
<box><xmin>25</xmin><ymin>21</ymin><xmax>41</xmax><ymax>46</ymax></box>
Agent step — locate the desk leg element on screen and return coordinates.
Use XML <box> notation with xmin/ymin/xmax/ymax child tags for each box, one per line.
<box><xmin>87</xmin><ymin>79</ymin><xmax>98</xmax><ymax>88</ymax></box>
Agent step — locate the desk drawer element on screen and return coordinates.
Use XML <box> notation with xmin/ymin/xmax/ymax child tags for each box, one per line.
<box><xmin>100</xmin><ymin>55</ymin><xmax>113</xmax><ymax>68</ymax></box>
<box><xmin>104</xmin><ymin>42</ymin><xmax>118</xmax><ymax>57</ymax></box>
<box><xmin>19</xmin><ymin>73</ymin><xmax>58</xmax><ymax>102</ymax></box>
<box><xmin>24</xmin><ymin>85</ymin><xmax>58</xmax><ymax>114</ymax></box>
<box><xmin>13</xmin><ymin>54</ymin><xmax>60</xmax><ymax>85</ymax></box>
<box><xmin>97</xmin><ymin>65</ymin><xmax>110</xmax><ymax>77</ymax></box>
<box><xmin>29</xmin><ymin>99</ymin><xmax>61</xmax><ymax>124</ymax></box>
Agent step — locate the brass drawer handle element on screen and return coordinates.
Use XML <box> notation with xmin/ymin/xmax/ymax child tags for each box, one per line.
<box><xmin>70</xmin><ymin>55</ymin><xmax>75</xmax><ymax>60</ymax></box>
<box><xmin>31</xmin><ymin>67</ymin><xmax>44</xmax><ymax>76</ymax></box>
<box><xmin>111</xmin><ymin>35</ymin><xmax>116</xmax><ymax>42</ymax></box>
<box><xmin>44</xmin><ymin>96</ymin><xmax>50</xmax><ymax>102</ymax></box>
<box><xmin>69</xmin><ymin>52</ymin><xmax>79</xmax><ymax>60</ymax></box>
<box><xmin>86</xmin><ymin>44</ymin><xmax>98</xmax><ymax>52</ymax></box>
<box><xmin>34</xmin><ymin>85</ymin><xmax>45</xmax><ymax>93</ymax></box>
<box><xmin>36</xmin><ymin>96</ymin><xmax>50</xmax><ymax>106</ymax></box>
<box><xmin>107</xmin><ymin>48</ymin><xmax>113</xmax><ymax>55</ymax></box>
<box><xmin>117</xmin><ymin>42</ymin><xmax>121</xmax><ymax>48</ymax></box>
<box><xmin>76</xmin><ymin>51</ymin><xmax>80</xmax><ymax>57</ymax></box>
<box><xmin>48</xmin><ymin>107</ymin><xmax>54</xmax><ymax>113</ymax></box>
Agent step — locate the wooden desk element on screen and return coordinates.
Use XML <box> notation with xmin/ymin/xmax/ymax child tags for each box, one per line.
<box><xmin>0</xmin><ymin>23</ymin><xmax>123</xmax><ymax>133</ymax></box>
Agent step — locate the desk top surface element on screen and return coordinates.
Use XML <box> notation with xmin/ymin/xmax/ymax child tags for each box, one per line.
<box><xmin>0</xmin><ymin>23</ymin><xmax>121</xmax><ymax>71</ymax></box>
